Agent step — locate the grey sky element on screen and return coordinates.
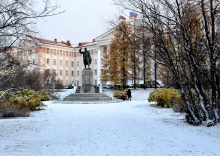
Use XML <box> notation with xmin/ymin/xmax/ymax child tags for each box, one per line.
<box><xmin>36</xmin><ymin>0</ymin><xmax>118</xmax><ymax>45</ymax></box>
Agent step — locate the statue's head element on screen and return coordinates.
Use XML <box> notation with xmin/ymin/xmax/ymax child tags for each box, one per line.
<box><xmin>84</xmin><ymin>48</ymin><xmax>87</xmax><ymax>51</ymax></box>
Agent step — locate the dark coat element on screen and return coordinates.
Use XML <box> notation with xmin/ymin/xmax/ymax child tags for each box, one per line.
<box><xmin>127</xmin><ymin>89</ymin><xmax>131</xmax><ymax>97</ymax></box>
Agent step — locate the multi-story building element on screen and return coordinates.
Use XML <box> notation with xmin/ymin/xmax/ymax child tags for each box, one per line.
<box><xmin>18</xmin><ymin>29</ymin><xmax>115</xmax><ymax>87</ymax></box>
<box><xmin>18</xmin><ymin>36</ymin><xmax>77</xmax><ymax>86</ymax></box>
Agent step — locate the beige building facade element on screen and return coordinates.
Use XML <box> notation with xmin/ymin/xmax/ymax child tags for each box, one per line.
<box><xmin>19</xmin><ymin>29</ymin><xmax>115</xmax><ymax>87</ymax></box>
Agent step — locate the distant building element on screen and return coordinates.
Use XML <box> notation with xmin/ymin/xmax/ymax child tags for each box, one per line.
<box><xmin>18</xmin><ymin>36</ymin><xmax>76</xmax><ymax>86</ymax></box>
<box><xmin>18</xmin><ymin>29</ymin><xmax>115</xmax><ymax>87</ymax></box>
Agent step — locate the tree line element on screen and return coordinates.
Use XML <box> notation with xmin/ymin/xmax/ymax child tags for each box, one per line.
<box><xmin>103</xmin><ymin>0</ymin><xmax>220</xmax><ymax>126</ymax></box>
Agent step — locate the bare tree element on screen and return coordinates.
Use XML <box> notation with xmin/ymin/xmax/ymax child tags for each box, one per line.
<box><xmin>114</xmin><ymin>0</ymin><xmax>220</xmax><ymax>126</ymax></box>
<box><xmin>43</xmin><ymin>69</ymin><xmax>57</xmax><ymax>89</ymax></box>
<box><xmin>0</xmin><ymin>0</ymin><xmax>62</xmax><ymax>91</ymax></box>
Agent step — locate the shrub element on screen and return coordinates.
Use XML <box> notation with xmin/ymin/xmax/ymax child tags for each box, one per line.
<box><xmin>0</xmin><ymin>89</ymin><xmax>48</xmax><ymax>118</ymax></box>
<box><xmin>5</xmin><ymin>89</ymin><xmax>46</xmax><ymax>111</ymax></box>
<box><xmin>113</xmin><ymin>89</ymin><xmax>128</xmax><ymax>100</ymax></box>
<box><xmin>148</xmin><ymin>88</ymin><xmax>181</xmax><ymax>108</ymax></box>
<box><xmin>39</xmin><ymin>90</ymin><xmax>50</xmax><ymax>101</ymax></box>
<box><xmin>172</xmin><ymin>101</ymin><xmax>187</xmax><ymax>113</ymax></box>
<box><xmin>113</xmin><ymin>90</ymin><xmax>123</xmax><ymax>99</ymax></box>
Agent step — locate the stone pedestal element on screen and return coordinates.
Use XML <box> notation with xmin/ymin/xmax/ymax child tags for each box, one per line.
<box><xmin>82</xmin><ymin>68</ymin><xmax>93</xmax><ymax>92</ymax></box>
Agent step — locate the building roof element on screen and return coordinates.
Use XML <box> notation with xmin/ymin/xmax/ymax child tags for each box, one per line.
<box><xmin>94</xmin><ymin>28</ymin><xmax>115</xmax><ymax>41</ymax></box>
<box><xmin>75</xmin><ymin>28</ymin><xmax>115</xmax><ymax>48</ymax></box>
<box><xmin>27</xmin><ymin>35</ymin><xmax>73</xmax><ymax>48</ymax></box>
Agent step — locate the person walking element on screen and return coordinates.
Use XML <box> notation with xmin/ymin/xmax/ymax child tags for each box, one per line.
<box><xmin>127</xmin><ymin>89</ymin><xmax>132</xmax><ymax>101</ymax></box>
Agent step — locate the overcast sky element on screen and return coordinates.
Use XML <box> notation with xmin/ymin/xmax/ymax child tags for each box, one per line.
<box><xmin>36</xmin><ymin>0</ymin><xmax>119</xmax><ymax>45</ymax></box>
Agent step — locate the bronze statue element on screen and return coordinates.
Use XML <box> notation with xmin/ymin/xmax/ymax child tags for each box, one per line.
<box><xmin>79</xmin><ymin>48</ymin><xmax>92</xmax><ymax>68</ymax></box>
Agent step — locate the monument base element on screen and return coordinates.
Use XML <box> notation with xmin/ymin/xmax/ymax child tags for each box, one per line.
<box><xmin>82</xmin><ymin>68</ymin><xmax>93</xmax><ymax>92</ymax></box>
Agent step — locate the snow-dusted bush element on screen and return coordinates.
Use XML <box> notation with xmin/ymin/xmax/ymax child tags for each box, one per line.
<box><xmin>0</xmin><ymin>89</ymin><xmax>48</xmax><ymax>118</ymax></box>
<box><xmin>39</xmin><ymin>90</ymin><xmax>50</xmax><ymax>101</ymax></box>
<box><xmin>113</xmin><ymin>89</ymin><xmax>128</xmax><ymax>100</ymax></box>
<box><xmin>148</xmin><ymin>88</ymin><xmax>181</xmax><ymax>108</ymax></box>
<box><xmin>113</xmin><ymin>90</ymin><xmax>123</xmax><ymax>99</ymax></box>
<box><xmin>172</xmin><ymin>101</ymin><xmax>187</xmax><ymax>113</ymax></box>
<box><xmin>10</xmin><ymin>89</ymin><xmax>47</xmax><ymax>111</ymax></box>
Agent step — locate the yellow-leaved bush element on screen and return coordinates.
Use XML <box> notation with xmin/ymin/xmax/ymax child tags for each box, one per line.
<box><xmin>148</xmin><ymin>88</ymin><xmax>182</xmax><ymax>108</ymax></box>
<box><xmin>38</xmin><ymin>90</ymin><xmax>50</xmax><ymax>101</ymax></box>
<box><xmin>1</xmin><ymin>89</ymin><xmax>49</xmax><ymax>111</ymax></box>
<box><xmin>113</xmin><ymin>89</ymin><xmax>128</xmax><ymax>99</ymax></box>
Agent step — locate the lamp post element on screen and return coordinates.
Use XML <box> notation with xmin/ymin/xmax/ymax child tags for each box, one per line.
<box><xmin>133</xmin><ymin>16</ymin><xmax>136</xmax><ymax>89</ymax></box>
<box><xmin>142</xmin><ymin>11</ymin><xmax>146</xmax><ymax>89</ymax></box>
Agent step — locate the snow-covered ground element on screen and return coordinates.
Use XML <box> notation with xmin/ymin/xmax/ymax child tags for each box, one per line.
<box><xmin>0</xmin><ymin>88</ymin><xmax>220</xmax><ymax>156</ymax></box>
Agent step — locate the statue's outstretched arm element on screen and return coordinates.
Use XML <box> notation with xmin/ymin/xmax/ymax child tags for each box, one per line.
<box><xmin>79</xmin><ymin>48</ymin><xmax>83</xmax><ymax>54</ymax></box>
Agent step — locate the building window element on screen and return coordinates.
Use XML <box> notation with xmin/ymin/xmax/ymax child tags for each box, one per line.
<box><xmin>66</xmin><ymin>51</ymin><xmax>68</xmax><ymax>56</ymax></box>
<box><xmin>47</xmin><ymin>48</ymin><xmax>50</xmax><ymax>54</ymax></box>
<box><xmin>71</xmin><ymin>61</ymin><xmax>74</xmax><ymax>67</ymax></box>
<box><xmin>54</xmin><ymin>49</ymin><xmax>56</xmax><ymax>55</ymax></box>
<box><xmin>60</xmin><ymin>70</ymin><xmax>62</xmax><ymax>75</ymax></box>
<box><xmin>72</xmin><ymin>71</ymin><xmax>74</xmax><ymax>76</ymax></box>
<box><xmin>53</xmin><ymin>59</ymin><xmax>56</xmax><ymax>65</ymax></box>
<box><xmin>66</xmin><ymin>71</ymin><xmax>68</xmax><ymax>76</ymax></box>
<box><xmin>77</xmin><ymin>61</ymin><xmax>79</xmax><ymax>66</ymax></box>
<box><xmin>60</xmin><ymin>60</ymin><xmax>62</xmax><ymax>65</ymax></box>
<box><xmin>47</xmin><ymin>59</ymin><xmax>50</xmax><ymax>64</ymax></box>
<box><xmin>95</xmin><ymin>59</ymin><xmax>97</xmax><ymax>64</ymax></box>
<box><xmin>66</xmin><ymin>61</ymin><xmax>68</xmax><ymax>66</ymax></box>
<box><xmin>72</xmin><ymin>52</ymin><xmax>74</xmax><ymax>57</ymax></box>
<box><xmin>77</xmin><ymin>71</ymin><xmax>79</xmax><ymax>76</ymax></box>
<box><xmin>60</xmin><ymin>50</ymin><xmax>62</xmax><ymax>55</ymax></box>
<box><xmin>95</xmin><ymin>80</ymin><xmax>97</xmax><ymax>85</ymax></box>
<box><xmin>53</xmin><ymin>69</ymin><xmax>56</xmax><ymax>74</ymax></box>
<box><xmin>95</xmin><ymin>69</ymin><xmax>97</xmax><ymax>75</ymax></box>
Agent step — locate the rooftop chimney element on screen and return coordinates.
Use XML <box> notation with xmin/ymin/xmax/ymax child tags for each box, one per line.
<box><xmin>67</xmin><ymin>40</ymin><xmax>71</xmax><ymax>46</ymax></box>
<box><xmin>54</xmin><ymin>39</ymin><xmax>57</xmax><ymax>42</ymax></box>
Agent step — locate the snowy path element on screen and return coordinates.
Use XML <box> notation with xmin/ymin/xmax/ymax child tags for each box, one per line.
<box><xmin>1</xmin><ymin>89</ymin><xmax>220</xmax><ymax>156</ymax></box>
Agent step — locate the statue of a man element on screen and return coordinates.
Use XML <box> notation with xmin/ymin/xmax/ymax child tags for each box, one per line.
<box><xmin>79</xmin><ymin>48</ymin><xmax>92</xmax><ymax>68</ymax></box>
